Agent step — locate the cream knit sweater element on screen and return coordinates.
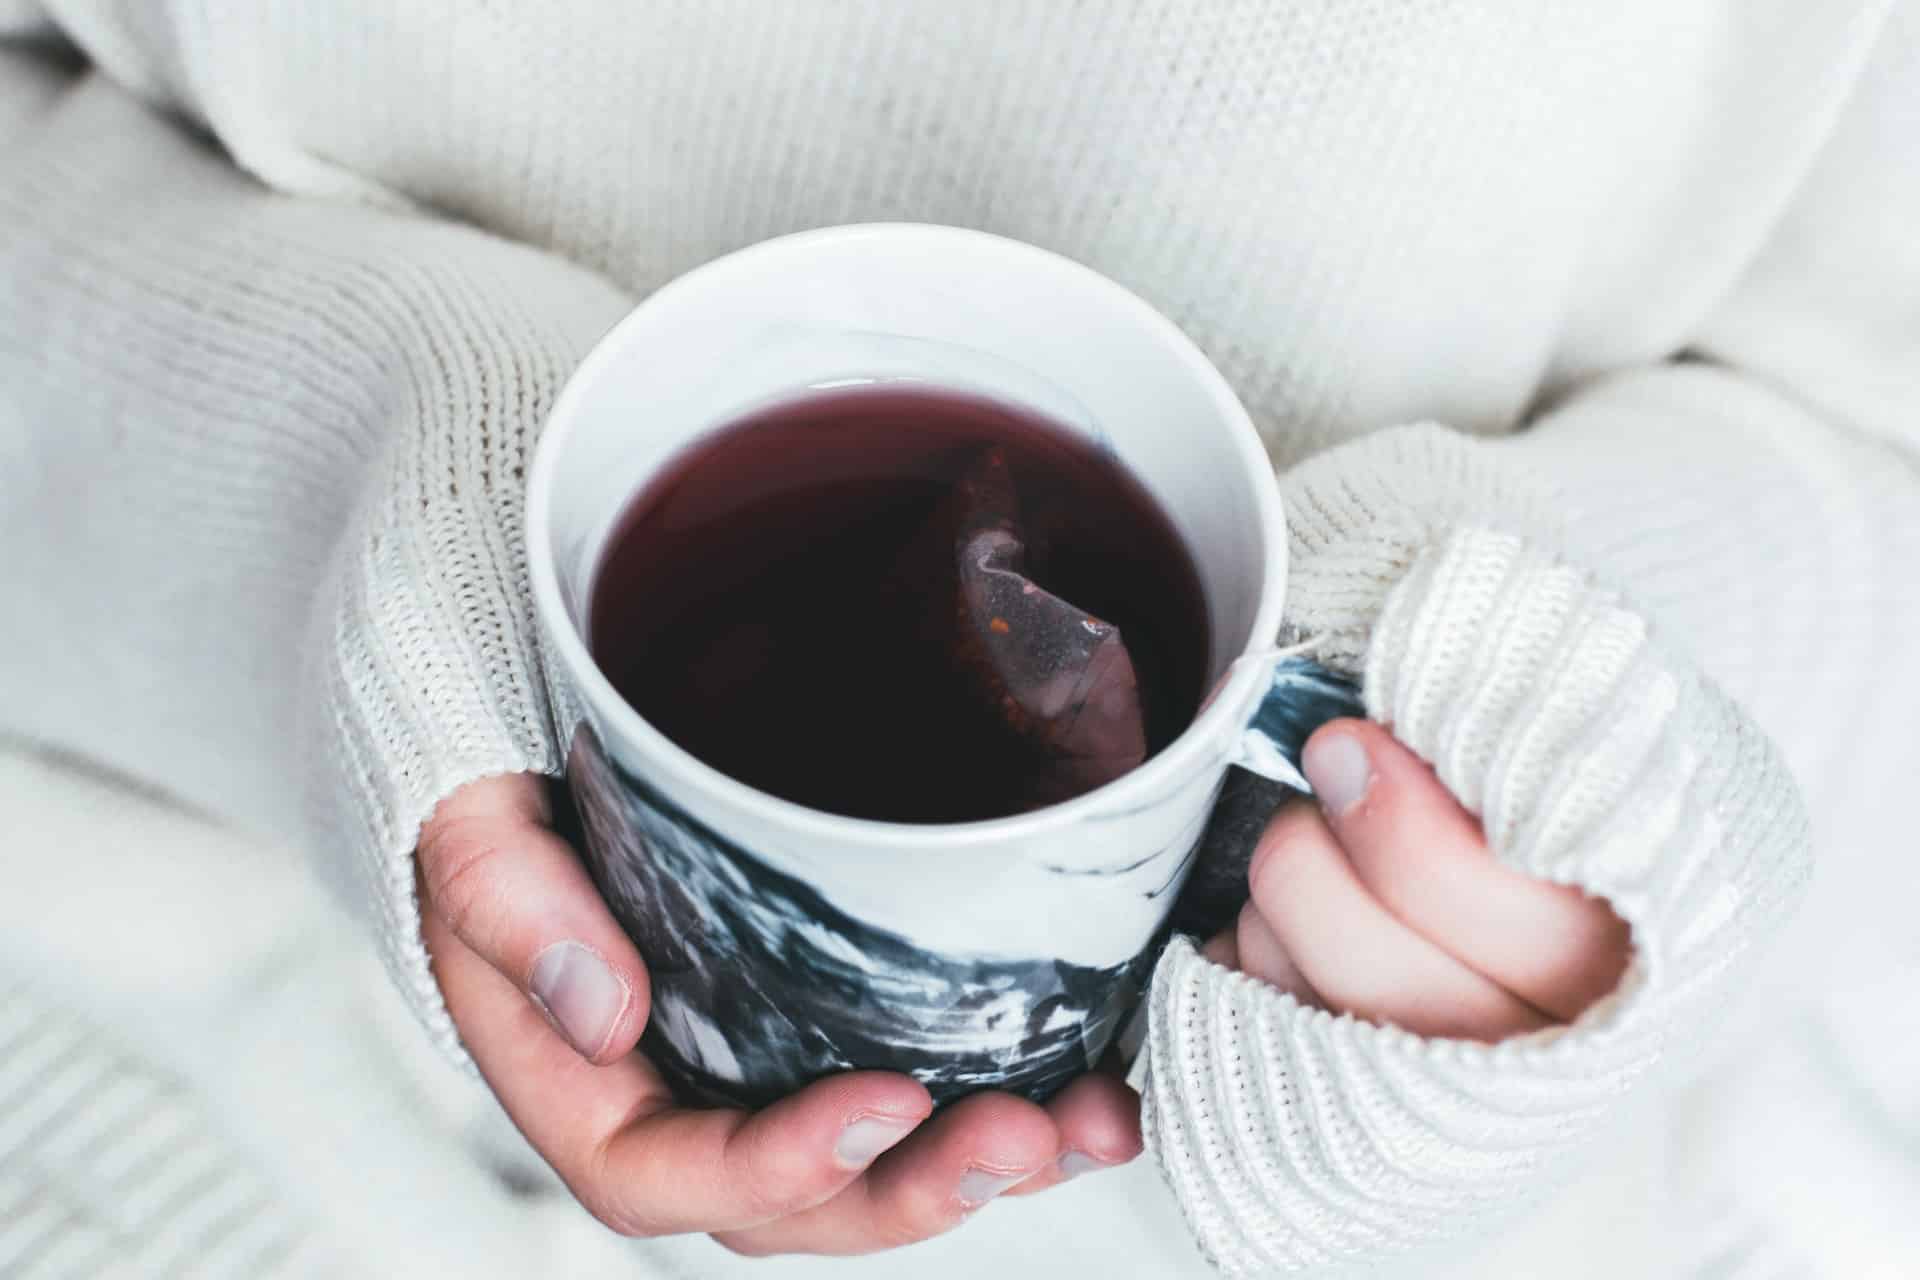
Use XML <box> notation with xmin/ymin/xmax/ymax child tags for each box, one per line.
<box><xmin>2</xmin><ymin>3</ymin><xmax>1917</xmax><ymax>1276</ymax></box>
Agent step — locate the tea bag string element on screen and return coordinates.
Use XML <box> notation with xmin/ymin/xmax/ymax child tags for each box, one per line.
<box><xmin>1231</xmin><ymin>632</ymin><xmax>1330</xmax><ymax>676</ymax></box>
<box><xmin>1093</xmin><ymin>631</ymin><xmax>1348</xmax><ymax>829</ymax></box>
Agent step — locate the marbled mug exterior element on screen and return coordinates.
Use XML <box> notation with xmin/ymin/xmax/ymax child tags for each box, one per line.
<box><xmin>566</xmin><ymin>659</ymin><xmax>1359</xmax><ymax>1106</ymax></box>
<box><xmin>529</xmin><ymin>225</ymin><xmax>1359</xmax><ymax>1106</ymax></box>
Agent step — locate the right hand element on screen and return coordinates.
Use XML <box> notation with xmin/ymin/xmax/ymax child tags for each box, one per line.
<box><xmin>1204</xmin><ymin>721</ymin><xmax>1633</xmax><ymax>1040</ymax></box>
<box><xmin>416</xmin><ymin>772</ymin><xmax>1143</xmax><ymax>1257</ymax></box>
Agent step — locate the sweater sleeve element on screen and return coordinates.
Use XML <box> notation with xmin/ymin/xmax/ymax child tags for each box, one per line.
<box><xmin>1137</xmin><ymin>14</ymin><xmax>1920</xmax><ymax>1273</ymax></box>
<box><xmin>0</xmin><ymin>60</ymin><xmax>631</xmax><ymax>1062</ymax></box>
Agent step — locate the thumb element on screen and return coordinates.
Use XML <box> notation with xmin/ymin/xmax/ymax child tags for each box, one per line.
<box><xmin>417</xmin><ymin>773</ymin><xmax>650</xmax><ymax>1064</ymax></box>
<box><xmin>1301</xmin><ymin>720</ymin><xmax>1631</xmax><ymax>1022</ymax></box>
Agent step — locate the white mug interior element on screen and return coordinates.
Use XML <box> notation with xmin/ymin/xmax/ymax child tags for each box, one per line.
<box><xmin>527</xmin><ymin>223</ymin><xmax>1288</xmax><ymax>963</ymax></box>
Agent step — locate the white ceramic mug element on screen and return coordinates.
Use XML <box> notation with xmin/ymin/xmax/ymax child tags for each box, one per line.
<box><xmin>527</xmin><ymin>224</ymin><xmax>1361</xmax><ymax>1108</ymax></box>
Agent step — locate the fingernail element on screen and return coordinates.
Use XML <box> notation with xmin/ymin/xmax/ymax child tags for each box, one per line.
<box><xmin>1303</xmin><ymin>730</ymin><xmax>1371</xmax><ymax>817</ymax></box>
<box><xmin>835</xmin><ymin>1114</ymin><xmax>917</xmax><ymax>1169</ymax></box>
<box><xmin>1057</xmin><ymin>1150</ymin><xmax>1107</xmax><ymax>1182</ymax></box>
<box><xmin>529</xmin><ymin>942</ymin><xmax>629</xmax><ymax>1059</ymax></box>
<box><xmin>955</xmin><ymin>1166</ymin><xmax>1030</xmax><ymax>1207</ymax></box>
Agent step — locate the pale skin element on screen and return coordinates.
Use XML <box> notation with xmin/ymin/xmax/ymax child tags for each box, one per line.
<box><xmin>416</xmin><ymin>718</ymin><xmax>1632</xmax><ymax>1257</ymax></box>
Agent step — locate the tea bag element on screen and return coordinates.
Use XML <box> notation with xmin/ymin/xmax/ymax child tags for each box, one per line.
<box><xmin>921</xmin><ymin>447</ymin><xmax>1148</xmax><ymax>810</ymax></box>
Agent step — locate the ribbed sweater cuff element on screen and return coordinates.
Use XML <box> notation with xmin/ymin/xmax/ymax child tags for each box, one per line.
<box><xmin>1138</xmin><ymin>426</ymin><xmax>1809</xmax><ymax>1275</ymax></box>
<box><xmin>305</xmin><ymin>260</ymin><xmax>631</xmax><ymax>1068</ymax></box>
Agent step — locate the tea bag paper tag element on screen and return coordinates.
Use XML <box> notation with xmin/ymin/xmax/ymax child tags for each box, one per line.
<box><xmin>926</xmin><ymin>447</ymin><xmax>1150</xmax><ymax>811</ymax></box>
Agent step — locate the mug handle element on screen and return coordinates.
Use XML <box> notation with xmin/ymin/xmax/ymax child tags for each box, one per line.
<box><xmin>1232</xmin><ymin>650</ymin><xmax>1368</xmax><ymax>793</ymax></box>
<box><xmin>1117</xmin><ymin>651</ymin><xmax>1364</xmax><ymax>1083</ymax></box>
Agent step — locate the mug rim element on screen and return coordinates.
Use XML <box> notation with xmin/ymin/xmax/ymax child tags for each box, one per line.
<box><xmin>526</xmin><ymin>222</ymin><xmax>1289</xmax><ymax>850</ymax></box>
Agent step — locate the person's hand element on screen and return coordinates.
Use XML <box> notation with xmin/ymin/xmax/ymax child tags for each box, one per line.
<box><xmin>415</xmin><ymin>773</ymin><xmax>1142</xmax><ymax>1256</ymax></box>
<box><xmin>1206</xmin><ymin>720</ymin><xmax>1633</xmax><ymax>1039</ymax></box>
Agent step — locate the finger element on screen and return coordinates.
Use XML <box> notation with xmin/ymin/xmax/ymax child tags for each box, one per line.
<box><xmin>425</xmin><ymin>890</ymin><xmax>933</xmax><ymax>1237</ymax></box>
<box><xmin>1248</xmin><ymin>802</ymin><xmax>1553</xmax><ymax>1041</ymax></box>
<box><xmin>712</xmin><ymin>1091</ymin><xmax>1060</xmax><ymax>1257</ymax></box>
<box><xmin>1302</xmin><ymin>721</ymin><xmax>1634</xmax><ymax>1021</ymax></box>
<box><xmin>1004</xmin><ymin>1070</ymin><xmax>1143</xmax><ymax>1196</ymax></box>
<box><xmin>1200</xmin><ymin>927</ymin><xmax>1239</xmax><ymax>969</ymax></box>
<box><xmin>417</xmin><ymin>773</ymin><xmax>648</xmax><ymax>1063</ymax></box>
<box><xmin>1231</xmin><ymin>899</ymin><xmax>1324</xmax><ymax>1009</ymax></box>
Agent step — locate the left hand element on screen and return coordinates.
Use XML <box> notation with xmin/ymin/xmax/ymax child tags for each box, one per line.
<box><xmin>416</xmin><ymin>774</ymin><xmax>1143</xmax><ymax>1256</ymax></box>
<box><xmin>1205</xmin><ymin>720</ymin><xmax>1633</xmax><ymax>1040</ymax></box>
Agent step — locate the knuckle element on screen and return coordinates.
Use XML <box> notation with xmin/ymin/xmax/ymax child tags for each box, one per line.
<box><xmin>712</xmin><ymin>1232</ymin><xmax>782</xmax><ymax>1259</ymax></box>
<box><xmin>883</xmin><ymin>1167</ymin><xmax>986</xmax><ymax>1248</ymax></box>
<box><xmin>418</xmin><ymin>820</ymin><xmax>508</xmax><ymax>941</ymax></box>
<box><xmin>723</xmin><ymin>1119</ymin><xmax>826</xmax><ymax>1223</ymax></box>
<box><xmin>576</xmin><ymin>1188</ymin><xmax>661</xmax><ymax>1240</ymax></box>
<box><xmin>570</xmin><ymin>1145</ymin><xmax>663</xmax><ymax>1239</ymax></box>
<box><xmin>1250</xmin><ymin>805</ymin><xmax>1327</xmax><ymax>886</ymax></box>
<box><xmin>882</xmin><ymin>1195</ymin><xmax>957</xmax><ymax>1249</ymax></box>
<box><xmin>833</xmin><ymin>1176</ymin><xmax>953</xmax><ymax>1251</ymax></box>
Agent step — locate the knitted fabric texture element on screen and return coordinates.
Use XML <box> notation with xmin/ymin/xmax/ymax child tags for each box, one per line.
<box><xmin>1136</xmin><ymin>429</ymin><xmax>1810</xmax><ymax>1274</ymax></box>
<box><xmin>0</xmin><ymin>70</ymin><xmax>633</xmax><ymax>1064</ymax></box>
<box><xmin>0</xmin><ymin>981</ymin><xmax>325</xmax><ymax>1277</ymax></box>
<box><xmin>3</xmin><ymin>5</ymin><xmax>1916</xmax><ymax>1277</ymax></box>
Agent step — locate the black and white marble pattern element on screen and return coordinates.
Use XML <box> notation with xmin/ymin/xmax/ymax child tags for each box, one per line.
<box><xmin>569</xmin><ymin>725</ymin><xmax>1151</xmax><ymax>1107</ymax></box>
<box><xmin>1174</xmin><ymin>656</ymin><xmax>1369</xmax><ymax>938</ymax></box>
<box><xmin>565</xmin><ymin>654</ymin><xmax>1363</xmax><ymax>1110</ymax></box>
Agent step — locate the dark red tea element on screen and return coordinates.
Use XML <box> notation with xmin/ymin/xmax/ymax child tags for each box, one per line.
<box><xmin>588</xmin><ymin>385</ymin><xmax>1210</xmax><ymax>823</ymax></box>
